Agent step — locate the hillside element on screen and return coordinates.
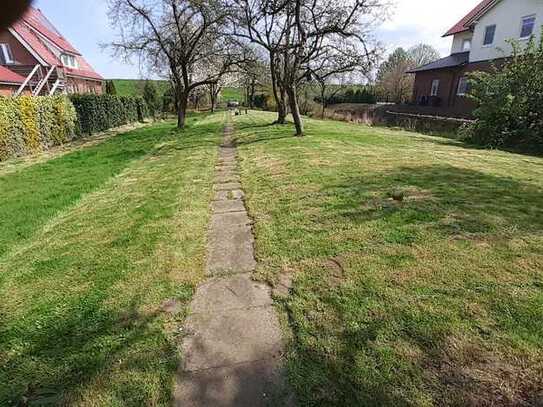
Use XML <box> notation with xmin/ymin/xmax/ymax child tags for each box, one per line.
<box><xmin>111</xmin><ymin>79</ymin><xmax>243</xmax><ymax>103</ymax></box>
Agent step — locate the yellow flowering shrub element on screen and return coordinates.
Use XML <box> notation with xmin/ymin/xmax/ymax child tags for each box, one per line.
<box><xmin>0</xmin><ymin>95</ymin><xmax>78</xmax><ymax>161</ymax></box>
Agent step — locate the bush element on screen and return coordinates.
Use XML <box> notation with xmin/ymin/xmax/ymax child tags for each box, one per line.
<box><xmin>69</xmin><ymin>94</ymin><xmax>147</xmax><ymax>135</ymax></box>
<box><xmin>467</xmin><ymin>36</ymin><xmax>543</xmax><ymax>149</ymax></box>
<box><xmin>0</xmin><ymin>96</ymin><xmax>77</xmax><ymax>161</ymax></box>
<box><xmin>316</xmin><ymin>86</ymin><xmax>378</xmax><ymax>106</ymax></box>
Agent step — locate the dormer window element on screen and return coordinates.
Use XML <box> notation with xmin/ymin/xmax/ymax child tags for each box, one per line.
<box><xmin>0</xmin><ymin>43</ymin><xmax>15</xmax><ymax>64</ymax></box>
<box><xmin>61</xmin><ymin>54</ymin><xmax>78</xmax><ymax>69</ymax></box>
<box><xmin>483</xmin><ymin>25</ymin><xmax>496</xmax><ymax>46</ymax></box>
<box><xmin>462</xmin><ymin>39</ymin><xmax>471</xmax><ymax>52</ymax></box>
<box><xmin>520</xmin><ymin>15</ymin><xmax>536</xmax><ymax>39</ymax></box>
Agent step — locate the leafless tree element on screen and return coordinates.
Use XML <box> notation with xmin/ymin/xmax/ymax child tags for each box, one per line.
<box><xmin>107</xmin><ymin>0</ymin><xmax>250</xmax><ymax>129</ymax></box>
<box><xmin>408</xmin><ymin>43</ymin><xmax>441</xmax><ymax>68</ymax></box>
<box><xmin>237</xmin><ymin>58</ymin><xmax>269</xmax><ymax>108</ymax></box>
<box><xmin>232</xmin><ymin>0</ymin><xmax>387</xmax><ymax>136</ymax></box>
<box><xmin>229</xmin><ymin>0</ymin><xmax>293</xmax><ymax>124</ymax></box>
<box><xmin>309</xmin><ymin>43</ymin><xmax>374</xmax><ymax>118</ymax></box>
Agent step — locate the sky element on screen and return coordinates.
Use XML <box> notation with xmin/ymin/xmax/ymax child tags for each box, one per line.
<box><xmin>32</xmin><ymin>0</ymin><xmax>479</xmax><ymax>80</ymax></box>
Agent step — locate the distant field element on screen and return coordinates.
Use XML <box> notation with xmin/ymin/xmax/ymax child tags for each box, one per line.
<box><xmin>112</xmin><ymin>79</ymin><xmax>171</xmax><ymax>97</ymax></box>
<box><xmin>112</xmin><ymin>79</ymin><xmax>243</xmax><ymax>104</ymax></box>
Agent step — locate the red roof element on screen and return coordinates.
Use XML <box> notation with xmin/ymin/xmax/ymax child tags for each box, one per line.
<box><xmin>443</xmin><ymin>0</ymin><xmax>497</xmax><ymax>37</ymax></box>
<box><xmin>22</xmin><ymin>7</ymin><xmax>81</xmax><ymax>55</ymax></box>
<box><xmin>0</xmin><ymin>66</ymin><xmax>25</xmax><ymax>84</ymax></box>
<box><xmin>9</xmin><ymin>7</ymin><xmax>103</xmax><ymax>81</ymax></box>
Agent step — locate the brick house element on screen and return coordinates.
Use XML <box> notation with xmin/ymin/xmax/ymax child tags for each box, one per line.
<box><xmin>408</xmin><ymin>0</ymin><xmax>542</xmax><ymax>117</ymax></box>
<box><xmin>0</xmin><ymin>7</ymin><xmax>103</xmax><ymax>97</ymax></box>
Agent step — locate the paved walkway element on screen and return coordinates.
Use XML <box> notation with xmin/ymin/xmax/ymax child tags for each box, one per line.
<box><xmin>174</xmin><ymin>116</ymin><xmax>292</xmax><ymax>406</ymax></box>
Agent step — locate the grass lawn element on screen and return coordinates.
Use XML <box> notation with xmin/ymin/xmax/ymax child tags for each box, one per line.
<box><xmin>234</xmin><ymin>111</ymin><xmax>543</xmax><ymax>406</ymax></box>
<box><xmin>112</xmin><ymin>79</ymin><xmax>171</xmax><ymax>97</ymax></box>
<box><xmin>112</xmin><ymin>79</ymin><xmax>243</xmax><ymax>104</ymax></box>
<box><xmin>0</xmin><ymin>114</ymin><xmax>223</xmax><ymax>405</ymax></box>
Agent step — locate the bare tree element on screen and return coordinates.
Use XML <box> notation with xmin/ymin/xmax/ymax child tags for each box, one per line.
<box><xmin>229</xmin><ymin>0</ymin><xmax>293</xmax><ymax>124</ymax></box>
<box><xmin>408</xmin><ymin>43</ymin><xmax>441</xmax><ymax>68</ymax></box>
<box><xmin>261</xmin><ymin>0</ymin><xmax>387</xmax><ymax>136</ymax></box>
<box><xmin>309</xmin><ymin>43</ymin><xmax>374</xmax><ymax>118</ymax></box>
<box><xmin>376</xmin><ymin>47</ymin><xmax>414</xmax><ymax>103</ymax></box>
<box><xmin>107</xmin><ymin>0</ymin><xmax>249</xmax><ymax>129</ymax></box>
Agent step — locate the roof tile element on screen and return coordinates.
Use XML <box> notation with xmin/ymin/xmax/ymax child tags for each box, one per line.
<box><xmin>0</xmin><ymin>65</ymin><xmax>25</xmax><ymax>84</ymax></box>
<box><xmin>443</xmin><ymin>0</ymin><xmax>497</xmax><ymax>37</ymax></box>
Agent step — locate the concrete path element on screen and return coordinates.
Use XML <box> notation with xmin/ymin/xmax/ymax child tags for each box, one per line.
<box><xmin>174</xmin><ymin>116</ymin><xmax>292</xmax><ymax>406</ymax></box>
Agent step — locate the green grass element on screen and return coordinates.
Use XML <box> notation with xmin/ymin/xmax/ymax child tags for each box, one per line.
<box><xmin>221</xmin><ymin>87</ymin><xmax>244</xmax><ymax>102</ymax></box>
<box><xmin>0</xmin><ymin>114</ymin><xmax>224</xmax><ymax>405</ymax></box>
<box><xmin>234</xmin><ymin>111</ymin><xmax>543</xmax><ymax>406</ymax></box>
<box><xmin>112</xmin><ymin>79</ymin><xmax>243</xmax><ymax>104</ymax></box>
<box><xmin>112</xmin><ymin>79</ymin><xmax>171</xmax><ymax>97</ymax></box>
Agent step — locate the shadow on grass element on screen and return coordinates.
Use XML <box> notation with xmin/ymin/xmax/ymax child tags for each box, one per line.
<box><xmin>322</xmin><ymin>164</ymin><xmax>543</xmax><ymax>238</ymax></box>
<box><xmin>0</xmin><ymin>292</ymin><xmax>177</xmax><ymax>405</ymax></box>
<box><xmin>0</xmin><ymin>124</ymin><xmax>175</xmax><ymax>258</ymax></box>
<box><xmin>285</xmin><ymin>164</ymin><xmax>543</xmax><ymax>406</ymax></box>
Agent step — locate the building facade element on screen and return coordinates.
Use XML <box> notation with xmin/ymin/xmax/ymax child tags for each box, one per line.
<box><xmin>0</xmin><ymin>7</ymin><xmax>103</xmax><ymax>97</ymax></box>
<box><xmin>409</xmin><ymin>0</ymin><xmax>542</xmax><ymax>117</ymax></box>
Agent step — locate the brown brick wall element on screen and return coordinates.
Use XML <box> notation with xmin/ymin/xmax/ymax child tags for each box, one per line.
<box><xmin>0</xmin><ymin>30</ymin><xmax>39</xmax><ymax>66</ymax></box>
<box><xmin>412</xmin><ymin>59</ymin><xmax>501</xmax><ymax>117</ymax></box>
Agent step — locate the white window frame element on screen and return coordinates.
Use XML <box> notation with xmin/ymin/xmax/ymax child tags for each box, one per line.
<box><xmin>430</xmin><ymin>79</ymin><xmax>440</xmax><ymax>97</ymax></box>
<box><xmin>457</xmin><ymin>76</ymin><xmax>469</xmax><ymax>96</ymax></box>
<box><xmin>483</xmin><ymin>24</ymin><xmax>496</xmax><ymax>47</ymax></box>
<box><xmin>0</xmin><ymin>43</ymin><xmax>15</xmax><ymax>64</ymax></box>
<box><xmin>462</xmin><ymin>39</ymin><xmax>472</xmax><ymax>52</ymax></box>
<box><xmin>520</xmin><ymin>15</ymin><xmax>536</xmax><ymax>40</ymax></box>
<box><xmin>61</xmin><ymin>54</ymin><xmax>78</xmax><ymax>69</ymax></box>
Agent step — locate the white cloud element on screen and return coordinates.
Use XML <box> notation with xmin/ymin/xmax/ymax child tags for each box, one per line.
<box><xmin>378</xmin><ymin>0</ymin><xmax>478</xmax><ymax>56</ymax></box>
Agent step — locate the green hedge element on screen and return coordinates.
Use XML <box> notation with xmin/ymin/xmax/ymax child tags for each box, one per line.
<box><xmin>0</xmin><ymin>96</ymin><xmax>77</xmax><ymax>161</ymax></box>
<box><xmin>69</xmin><ymin>94</ymin><xmax>147</xmax><ymax>135</ymax></box>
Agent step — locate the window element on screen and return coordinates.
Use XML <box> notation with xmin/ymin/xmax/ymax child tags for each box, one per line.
<box><xmin>430</xmin><ymin>79</ymin><xmax>440</xmax><ymax>97</ymax></box>
<box><xmin>0</xmin><ymin>43</ymin><xmax>15</xmax><ymax>64</ymax></box>
<box><xmin>462</xmin><ymin>39</ymin><xmax>472</xmax><ymax>52</ymax></box>
<box><xmin>457</xmin><ymin>76</ymin><xmax>469</xmax><ymax>96</ymax></box>
<box><xmin>520</xmin><ymin>15</ymin><xmax>536</xmax><ymax>39</ymax></box>
<box><xmin>483</xmin><ymin>25</ymin><xmax>496</xmax><ymax>46</ymax></box>
<box><xmin>61</xmin><ymin>54</ymin><xmax>78</xmax><ymax>69</ymax></box>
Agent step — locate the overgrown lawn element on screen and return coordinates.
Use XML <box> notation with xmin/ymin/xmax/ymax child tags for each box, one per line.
<box><xmin>235</xmin><ymin>111</ymin><xmax>543</xmax><ymax>406</ymax></box>
<box><xmin>0</xmin><ymin>114</ymin><xmax>223</xmax><ymax>405</ymax></box>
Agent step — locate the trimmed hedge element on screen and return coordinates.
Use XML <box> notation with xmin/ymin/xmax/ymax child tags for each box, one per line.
<box><xmin>0</xmin><ymin>96</ymin><xmax>77</xmax><ymax>161</ymax></box>
<box><xmin>69</xmin><ymin>94</ymin><xmax>147</xmax><ymax>135</ymax></box>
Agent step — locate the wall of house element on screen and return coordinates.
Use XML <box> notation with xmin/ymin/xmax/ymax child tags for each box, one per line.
<box><xmin>0</xmin><ymin>84</ymin><xmax>16</xmax><ymax>96</ymax></box>
<box><xmin>470</xmin><ymin>0</ymin><xmax>543</xmax><ymax>62</ymax></box>
<box><xmin>412</xmin><ymin>58</ymin><xmax>501</xmax><ymax>118</ymax></box>
<box><xmin>66</xmin><ymin>76</ymin><xmax>103</xmax><ymax>95</ymax></box>
<box><xmin>451</xmin><ymin>31</ymin><xmax>473</xmax><ymax>54</ymax></box>
<box><xmin>0</xmin><ymin>30</ymin><xmax>39</xmax><ymax>66</ymax></box>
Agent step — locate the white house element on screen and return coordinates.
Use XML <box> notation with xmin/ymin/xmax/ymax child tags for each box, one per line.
<box><xmin>408</xmin><ymin>0</ymin><xmax>542</xmax><ymax>116</ymax></box>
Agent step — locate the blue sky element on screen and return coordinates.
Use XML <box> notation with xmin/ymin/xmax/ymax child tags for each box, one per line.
<box><xmin>33</xmin><ymin>0</ymin><xmax>478</xmax><ymax>80</ymax></box>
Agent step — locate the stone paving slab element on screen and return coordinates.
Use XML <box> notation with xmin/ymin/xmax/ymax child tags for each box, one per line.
<box><xmin>211</xmin><ymin>199</ymin><xmax>246</xmax><ymax>214</ymax></box>
<box><xmin>182</xmin><ymin>306</ymin><xmax>283</xmax><ymax>371</ymax></box>
<box><xmin>215</xmin><ymin>182</ymin><xmax>242</xmax><ymax>191</ymax></box>
<box><xmin>206</xmin><ymin>226</ymin><xmax>256</xmax><ymax>275</ymax></box>
<box><xmin>174</xmin><ymin>359</ymin><xmax>289</xmax><ymax>407</ymax></box>
<box><xmin>190</xmin><ymin>274</ymin><xmax>272</xmax><ymax>314</ymax></box>
<box><xmin>176</xmin><ymin>118</ymin><xmax>292</xmax><ymax>407</ymax></box>
<box><xmin>210</xmin><ymin>212</ymin><xmax>252</xmax><ymax>229</ymax></box>
<box><xmin>214</xmin><ymin>189</ymin><xmax>245</xmax><ymax>201</ymax></box>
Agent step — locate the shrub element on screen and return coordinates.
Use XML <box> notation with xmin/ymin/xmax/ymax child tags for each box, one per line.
<box><xmin>69</xmin><ymin>94</ymin><xmax>147</xmax><ymax>135</ymax></box>
<box><xmin>467</xmin><ymin>36</ymin><xmax>543</xmax><ymax>150</ymax></box>
<box><xmin>0</xmin><ymin>96</ymin><xmax>77</xmax><ymax>161</ymax></box>
<box><xmin>316</xmin><ymin>86</ymin><xmax>378</xmax><ymax>106</ymax></box>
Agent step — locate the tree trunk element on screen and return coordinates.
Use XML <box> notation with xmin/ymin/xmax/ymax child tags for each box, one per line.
<box><xmin>270</xmin><ymin>53</ymin><xmax>287</xmax><ymax>125</ymax></box>
<box><xmin>210</xmin><ymin>85</ymin><xmax>216</xmax><ymax>113</ymax></box>
<box><xmin>177</xmin><ymin>93</ymin><xmax>188</xmax><ymax>129</ymax></box>
<box><xmin>286</xmin><ymin>86</ymin><xmax>303</xmax><ymax>136</ymax></box>
<box><xmin>321</xmin><ymin>86</ymin><xmax>326</xmax><ymax>119</ymax></box>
